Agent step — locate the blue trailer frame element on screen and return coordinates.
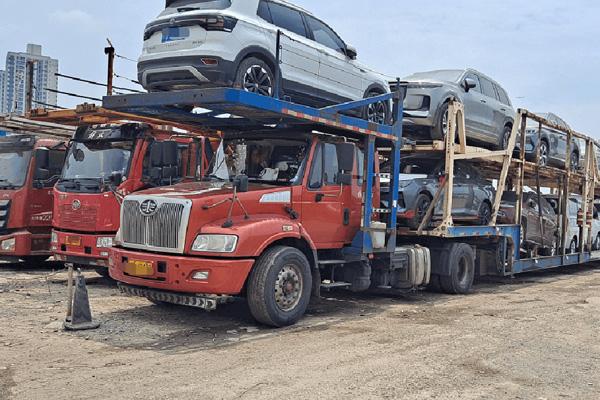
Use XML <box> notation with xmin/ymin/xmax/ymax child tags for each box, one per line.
<box><xmin>102</xmin><ymin>88</ymin><xmax>598</xmax><ymax>277</ymax></box>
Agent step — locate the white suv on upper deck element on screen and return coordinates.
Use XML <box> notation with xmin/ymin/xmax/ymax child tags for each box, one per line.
<box><xmin>139</xmin><ymin>0</ymin><xmax>391</xmax><ymax>122</ymax></box>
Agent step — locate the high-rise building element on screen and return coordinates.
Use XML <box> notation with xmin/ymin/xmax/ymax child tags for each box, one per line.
<box><xmin>0</xmin><ymin>44</ymin><xmax>59</xmax><ymax>115</ymax></box>
<box><xmin>0</xmin><ymin>70</ymin><xmax>5</xmax><ymax>115</ymax></box>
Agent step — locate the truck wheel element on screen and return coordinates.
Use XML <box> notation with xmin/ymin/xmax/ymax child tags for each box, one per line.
<box><xmin>247</xmin><ymin>246</ymin><xmax>312</xmax><ymax>328</ymax></box>
<box><xmin>439</xmin><ymin>243</ymin><xmax>475</xmax><ymax>295</ymax></box>
<box><xmin>94</xmin><ymin>267</ymin><xmax>112</xmax><ymax>279</ymax></box>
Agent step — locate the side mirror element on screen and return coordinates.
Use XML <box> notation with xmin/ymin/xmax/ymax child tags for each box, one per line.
<box><xmin>464</xmin><ymin>78</ymin><xmax>477</xmax><ymax>93</ymax></box>
<box><xmin>345</xmin><ymin>45</ymin><xmax>358</xmax><ymax>60</ymax></box>
<box><xmin>110</xmin><ymin>171</ymin><xmax>123</xmax><ymax>185</ymax></box>
<box><xmin>233</xmin><ymin>175</ymin><xmax>249</xmax><ymax>193</ymax></box>
<box><xmin>336</xmin><ymin>143</ymin><xmax>355</xmax><ymax>173</ymax></box>
<box><xmin>33</xmin><ymin>148</ymin><xmax>50</xmax><ymax>181</ymax></box>
<box><xmin>336</xmin><ymin>173</ymin><xmax>352</xmax><ymax>186</ymax></box>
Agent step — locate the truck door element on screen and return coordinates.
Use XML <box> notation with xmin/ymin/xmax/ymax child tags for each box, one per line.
<box><xmin>301</xmin><ymin>141</ymin><xmax>354</xmax><ymax>247</ymax></box>
<box><xmin>29</xmin><ymin>148</ymin><xmax>65</xmax><ymax>227</ymax></box>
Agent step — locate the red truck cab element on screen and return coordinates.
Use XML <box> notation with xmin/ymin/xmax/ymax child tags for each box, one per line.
<box><xmin>51</xmin><ymin>123</ymin><xmax>211</xmax><ymax>274</ymax></box>
<box><xmin>110</xmin><ymin>131</ymin><xmax>380</xmax><ymax>325</ymax></box>
<box><xmin>0</xmin><ymin>134</ymin><xmax>66</xmax><ymax>264</ymax></box>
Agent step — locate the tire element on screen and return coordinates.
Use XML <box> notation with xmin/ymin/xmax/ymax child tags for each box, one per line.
<box><xmin>363</xmin><ymin>91</ymin><xmax>390</xmax><ymax>125</ymax></box>
<box><xmin>570</xmin><ymin>152</ymin><xmax>579</xmax><ymax>172</ymax></box>
<box><xmin>569</xmin><ymin>238</ymin><xmax>578</xmax><ymax>254</ymax></box>
<box><xmin>478</xmin><ymin>202</ymin><xmax>492</xmax><ymax>226</ymax></box>
<box><xmin>540</xmin><ymin>240</ymin><xmax>557</xmax><ymax>256</ymax></box>
<box><xmin>499</xmin><ymin>125</ymin><xmax>512</xmax><ymax>150</ymax></box>
<box><xmin>94</xmin><ymin>267</ymin><xmax>112</xmax><ymax>279</ymax></box>
<box><xmin>234</xmin><ymin>57</ymin><xmax>275</xmax><ymax>97</ymax></box>
<box><xmin>432</xmin><ymin>102</ymin><xmax>458</xmax><ymax>142</ymax></box>
<box><xmin>247</xmin><ymin>246</ymin><xmax>312</xmax><ymax>327</ymax></box>
<box><xmin>409</xmin><ymin>193</ymin><xmax>433</xmax><ymax>230</ymax></box>
<box><xmin>22</xmin><ymin>256</ymin><xmax>50</xmax><ymax>266</ymax></box>
<box><xmin>538</xmin><ymin>140</ymin><xmax>549</xmax><ymax>167</ymax></box>
<box><xmin>439</xmin><ymin>243</ymin><xmax>475</xmax><ymax>295</ymax></box>
<box><xmin>520</xmin><ymin>219</ymin><xmax>527</xmax><ymax>249</ymax></box>
<box><xmin>594</xmin><ymin>235</ymin><xmax>600</xmax><ymax>251</ymax></box>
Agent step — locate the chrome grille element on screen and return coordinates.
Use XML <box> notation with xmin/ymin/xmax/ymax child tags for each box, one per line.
<box><xmin>121</xmin><ymin>197</ymin><xmax>190</xmax><ymax>253</ymax></box>
<box><xmin>0</xmin><ymin>200</ymin><xmax>10</xmax><ymax>232</ymax></box>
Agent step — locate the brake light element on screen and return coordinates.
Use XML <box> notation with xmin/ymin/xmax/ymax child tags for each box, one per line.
<box><xmin>197</xmin><ymin>15</ymin><xmax>238</xmax><ymax>32</ymax></box>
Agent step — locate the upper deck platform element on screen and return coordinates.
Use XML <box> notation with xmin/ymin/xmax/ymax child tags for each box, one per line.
<box><xmin>101</xmin><ymin>88</ymin><xmax>403</xmax><ymax>142</ymax></box>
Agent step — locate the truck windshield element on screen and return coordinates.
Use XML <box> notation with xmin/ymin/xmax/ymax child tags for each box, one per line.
<box><xmin>0</xmin><ymin>150</ymin><xmax>32</xmax><ymax>189</ymax></box>
<box><xmin>211</xmin><ymin>138</ymin><xmax>308</xmax><ymax>186</ymax></box>
<box><xmin>62</xmin><ymin>141</ymin><xmax>133</xmax><ymax>182</ymax></box>
<box><xmin>161</xmin><ymin>0</ymin><xmax>232</xmax><ymax>15</ymax></box>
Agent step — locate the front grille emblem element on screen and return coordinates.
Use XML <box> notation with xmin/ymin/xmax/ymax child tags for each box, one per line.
<box><xmin>140</xmin><ymin>199</ymin><xmax>158</xmax><ymax>216</ymax></box>
<box><xmin>72</xmin><ymin>200</ymin><xmax>81</xmax><ymax>211</ymax></box>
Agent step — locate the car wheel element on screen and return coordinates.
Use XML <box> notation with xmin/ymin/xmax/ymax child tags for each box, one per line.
<box><xmin>569</xmin><ymin>238</ymin><xmax>578</xmax><ymax>254</ymax></box>
<box><xmin>234</xmin><ymin>57</ymin><xmax>275</xmax><ymax>97</ymax></box>
<box><xmin>538</xmin><ymin>140</ymin><xmax>549</xmax><ymax>167</ymax></box>
<box><xmin>409</xmin><ymin>193</ymin><xmax>432</xmax><ymax>230</ymax></box>
<box><xmin>541</xmin><ymin>240</ymin><xmax>557</xmax><ymax>256</ymax></box>
<box><xmin>247</xmin><ymin>246</ymin><xmax>312</xmax><ymax>327</ymax></box>
<box><xmin>570</xmin><ymin>152</ymin><xmax>579</xmax><ymax>172</ymax></box>
<box><xmin>478</xmin><ymin>202</ymin><xmax>492</xmax><ymax>226</ymax></box>
<box><xmin>594</xmin><ymin>234</ymin><xmax>600</xmax><ymax>251</ymax></box>
<box><xmin>363</xmin><ymin>91</ymin><xmax>390</xmax><ymax>124</ymax></box>
<box><xmin>499</xmin><ymin>126</ymin><xmax>512</xmax><ymax>150</ymax></box>
<box><xmin>433</xmin><ymin>102</ymin><xmax>458</xmax><ymax>142</ymax></box>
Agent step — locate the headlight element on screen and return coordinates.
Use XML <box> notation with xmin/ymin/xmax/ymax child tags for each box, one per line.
<box><xmin>192</xmin><ymin>234</ymin><xmax>238</xmax><ymax>253</ymax></box>
<box><xmin>96</xmin><ymin>237</ymin><xmax>114</xmax><ymax>248</ymax></box>
<box><xmin>1</xmin><ymin>238</ymin><xmax>16</xmax><ymax>251</ymax></box>
<box><xmin>51</xmin><ymin>231</ymin><xmax>58</xmax><ymax>244</ymax></box>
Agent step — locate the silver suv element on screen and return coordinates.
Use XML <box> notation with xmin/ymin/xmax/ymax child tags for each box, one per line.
<box><xmin>401</xmin><ymin>69</ymin><xmax>515</xmax><ymax>150</ymax></box>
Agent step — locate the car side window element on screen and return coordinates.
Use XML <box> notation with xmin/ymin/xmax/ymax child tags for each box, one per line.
<box><xmin>464</xmin><ymin>73</ymin><xmax>481</xmax><ymax>94</ymax></box>
<box><xmin>267</xmin><ymin>2</ymin><xmax>308</xmax><ymax>38</ymax></box>
<box><xmin>479</xmin><ymin>77</ymin><xmax>497</xmax><ymax>100</ymax></box>
<box><xmin>496</xmin><ymin>85</ymin><xmax>511</xmax><ymax>106</ymax></box>
<box><xmin>308</xmin><ymin>144</ymin><xmax>323</xmax><ymax>189</ymax></box>
<box><xmin>323</xmin><ymin>143</ymin><xmax>339</xmax><ymax>185</ymax></box>
<box><xmin>305</xmin><ymin>15</ymin><xmax>346</xmax><ymax>54</ymax></box>
<box><xmin>257</xmin><ymin>0</ymin><xmax>272</xmax><ymax>23</ymax></box>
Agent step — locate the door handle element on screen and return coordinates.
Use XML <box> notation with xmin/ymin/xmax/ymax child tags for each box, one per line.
<box><xmin>480</xmin><ymin>99</ymin><xmax>487</xmax><ymax>104</ymax></box>
<box><xmin>501</xmin><ymin>108</ymin><xmax>507</xmax><ymax>112</ymax></box>
<box><xmin>316</xmin><ymin>193</ymin><xmax>324</xmax><ymax>202</ymax></box>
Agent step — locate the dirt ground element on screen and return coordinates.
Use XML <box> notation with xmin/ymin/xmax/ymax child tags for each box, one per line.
<box><xmin>0</xmin><ymin>262</ymin><xmax>599</xmax><ymax>400</ymax></box>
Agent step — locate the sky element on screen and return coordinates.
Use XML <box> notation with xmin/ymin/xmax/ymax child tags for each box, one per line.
<box><xmin>1</xmin><ymin>0</ymin><xmax>599</xmax><ymax>136</ymax></box>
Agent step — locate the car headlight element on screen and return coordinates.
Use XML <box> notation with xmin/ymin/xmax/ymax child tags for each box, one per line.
<box><xmin>51</xmin><ymin>231</ymin><xmax>58</xmax><ymax>244</ymax></box>
<box><xmin>1</xmin><ymin>238</ymin><xmax>16</xmax><ymax>251</ymax></box>
<box><xmin>192</xmin><ymin>234</ymin><xmax>238</xmax><ymax>253</ymax></box>
<box><xmin>96</xmin><ymin>237</ymin><xmax>114</xmax><ymax>248</ymax></box>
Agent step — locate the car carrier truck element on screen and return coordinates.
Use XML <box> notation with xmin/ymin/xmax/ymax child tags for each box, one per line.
<box><xmin>30</xmin><ymin>107</ymin><xmax>214</xmax><ymax>275</ymax></box>
<box><xmin>0</xmin><ymin>134</ymin><xmax>67</xmax><ymax>264</ymax></box>
<box><xmin>99</xmin><ymin>86</ymin><xmax>600</xmax><ymax>327</ymax></box>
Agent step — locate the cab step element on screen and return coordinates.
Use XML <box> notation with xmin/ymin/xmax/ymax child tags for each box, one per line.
<box><xmin>320</xmin><ymin>282</ymin><xmax>352</xmax><ymax>291</ymax></box>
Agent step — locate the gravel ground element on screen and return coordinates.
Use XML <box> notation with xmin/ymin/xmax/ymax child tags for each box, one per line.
<box><xmin>0</xmin><ymin>262</ymin><xmax>599</xmax><ymax>400</ymax></box>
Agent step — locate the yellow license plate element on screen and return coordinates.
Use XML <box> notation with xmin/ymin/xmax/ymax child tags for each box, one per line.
<box><xmin>66</xmin><ymin>236</ymin><xmax>82</xmax><ymax>247</ymax></box>
<box><xmin>124</xmin><ymin>260</ymin><xmax>154</xmax><ymax>277</ymax></box>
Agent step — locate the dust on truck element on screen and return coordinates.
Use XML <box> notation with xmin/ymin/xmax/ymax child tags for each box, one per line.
<box><xmin>0</xmin><ymin>135</ymin><xmax>66</xmax><ymax>263</ymax></box>
<box><xmin>51</xmin><ymin>123</ymin><xmax>212</xmax><ymax>274</ymax></box>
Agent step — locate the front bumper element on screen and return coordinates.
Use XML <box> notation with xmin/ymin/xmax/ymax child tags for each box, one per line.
<box><xmin>51</xmin><ymin>230</ymin><xmax>111</xmax><ymax>267</ymax></box>
<box><xmin>0</xmin><ymin>230</ymin><xmax>51</xmax><ymax>259</ymax></box>
<box><xmin>109</xmin><ymin>246</ymin><xmax>255</xmax><ymax>295</ymax></box>
<box><xmin>138</xmin><ymin>55</ymin><xmax>236</xmax><ymax>91</ymax></box>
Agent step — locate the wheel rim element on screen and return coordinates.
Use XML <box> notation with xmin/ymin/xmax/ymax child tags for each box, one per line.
<box><xmin>571</xmin><ymin>154</ymin><xmax>578</xmax><ymax>171</ymax></box>
<box><xmin>441</xmin><ymin>109</ymin><xmax>449</xmax><ymax>137</ymax></box>
<box><xmin>416</xmin><ymin>197</ymin><xmax>431</xmax><ymax>223</ymax></box>
<box><xmin>367</xmin><ymin>101</ymin><xmax>387</xmax><ymax>124</ymax></box>
<box><xmin>274</xmin><ymin>264</ymin><xmax>303</xmax><ymax>312</ymax></box>
<box><xmin>502</xmin><ymin>130</ymin><xmax>510</xmax><ymax>150</ymax></box>
<box><xmin>539</xmin><ymin>142</ymin><xmax>548</xmax><ymax>166</ymax></box>
<box><xmin>243</xmin><ymin>65</ymin><xmax>273</xmax><ymax>97</ymax></box>
<box><xmin>457</xmin><ymin>256</ymin><xmax>469</xmax><ymax>286</ymax></box>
